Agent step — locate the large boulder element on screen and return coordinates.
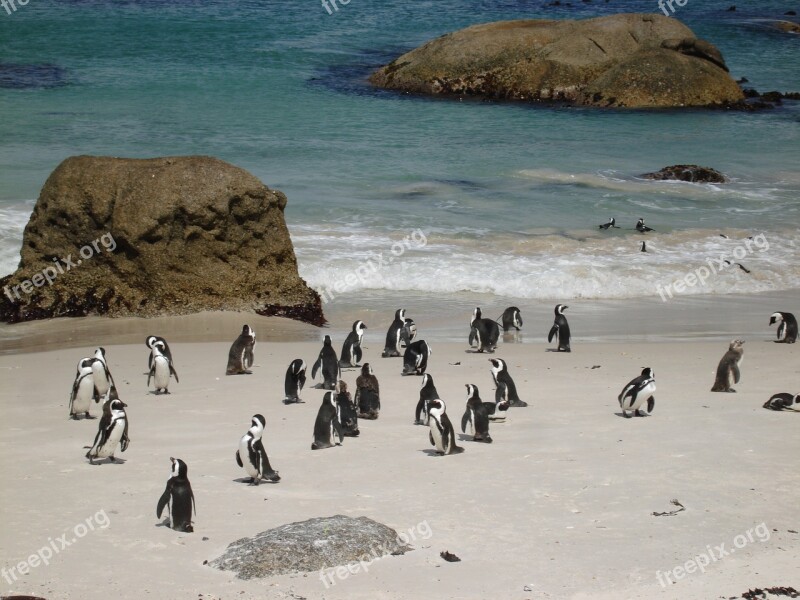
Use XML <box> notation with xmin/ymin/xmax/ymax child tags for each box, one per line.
<box><xmin>0</xmin><ymin>156</ymin><xmax>324</xmax><ymax>325</ymax></box>
<box><xmin>369</xmin><ymin>13</ymin><xmax>744</xmax><ymax>108</ymax></box>
<box><xmin>640</xmin><ymin>164</ymin><xmax>728</xmax><ymax>183</ymax></box>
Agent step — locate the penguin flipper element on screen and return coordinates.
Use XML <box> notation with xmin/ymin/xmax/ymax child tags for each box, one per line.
<box><xmin>468</xmin><ymin>328</ymin><xmax>476</xmax><ymax>347</ymax></box>
<box><xmin>235</xmin><ymin>449</ymin><xmax>243</xmax><ymax>468</ymax></box>
<box><xmin>495</xmin><ymin>382</ymin><xmax>507</xmax><ymax>404</ymax></box>
<box><xmin>732</xmin><ymin>364</ymin><xmax>740</xmax><ymax>384</ymax></box>
<box><xmin>147</xmin><ymin>365</ymin><xmax>154</xmax><ymax>387</ymax></box>
<box><xmin>156</xmin><ymin>483</ymin><xmax>172</xmax><ymax>518</ymax></box>
<box><xmin>353</xmin><ymin>345</ymin><xmax>362</xmax><ymax>364</ymax></box>
<box><xmin>548</xmin><ymin>324</ymin><xmax>559</xmax><ymax>343</ymax></box>
<box><xmin>311</xmin><ymin>357</ymin><xmax>321</xmax><ymax>380</ymax></box>
<box><xmin>460</xmin><ymin>410</ymin><xmax>470</xmax><ymax>434</ymax></box>
<box><xmin>415</xmin><ymin>398</ymin><xmax>425</xmax><ymax>423</ymax></box>
<box><xmin>170</xmin><ymin>363</ymin><xmax>179</xmax><ymax>383</ymax></box>
<box><xmin>333</xmin><ymin>419</ymin><xmax>344</xmax><ymax>444</ymax></box>
<box><xmin>428</xmin><ymin>431</ymin><xmax>435</xmax><ymax>447</ymax></box>
<box><xmin>647</xmin><ymin>396</ymin><xmax>655</xmax><ymax>414</ymax></box>
<box><xmin>120</xmin><ymin>417</ymin><xmax>130</xmax><ymax>452</ymax></box>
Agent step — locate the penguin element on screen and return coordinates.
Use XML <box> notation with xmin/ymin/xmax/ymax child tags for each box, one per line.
<box><xmin>489</xmin><ymin>382</ymin><xmax>511</xmax><ymax>422</ymax></box>
<box><xmin>762</xmin><ymin>393</ymin><xmax>800</xmax><ymax>411</ymax></box>
<box><xmin>403</xmin><ymin>339</ymin><xmax>431</xmax><ymax>375</ymax></box>
<box><xmin>311</xmin><ymin>391</ymin><xmax>344</xmax><ymax>450</ymax></box>
<box><xmin>90</xmin><ymin>347</ymin><xmax>117</xmax><ymax>401</ymax></box>
<box><xmin>69</xmin><ymin>363</ymin><xmax>95</xmax><ymax>420</ymax></box>
<box><xmin>636</xmin><ymin>218</ymin><xmax>655</xmax><ymax>233</ymax></box>
<box><xmin>711</xmin><ymin>339</ymin><xmax>745</xmax><ymax>392</ymax></box>
<box><xmin>147</xmin><ymin>340</ymin><xmax>179</xmax><ymax>394</ymax></box>
<box><xmin>723</xmin><ymin>260</ymin><xmax>751</xmax><ymax>274</ymax></box>
<box><xmin>235</xmin><ymin>414</ymin><xmax>280</xmax><ymax>484</ymax></box>
<box><xmin>500</xmin><ymin>306</ymin><xmax>523</xmax><ymax>332</ymax></box>
<box><xmin>284</xmin><ymin>359</ymin><xmax>307</xmax><ymax>404</ymax></box>
<box><xmin>312</xmin><ymin>335</ymin><xmax>340</xmax><ymax>390</ymax></box>
<box><xmin>547</xmin><ymin>304</ymin><xmax>571</xmax><ymax>352</ymax></box>
<box><xmin>226</xmin><ymin>325</ymin><xmax>256</xmax><ymax>375</ymax></box>
<box><xmin>156</xmin><ymin>457</ymin><xmax>196</xmax><ymax>532</ymax></box>
<box><xmin>145</xmin><ymin>335</ymin><xmax>173</xmax><ymax>371</ymax></box>
<box><xmin>427</xmin><ymin>400</ymin><xmax>464</xmax><ymax>455</ymax></box>
<box><xmin>403</xmin><ymin>318</ymin><xmax>418</xmax><ymax>345</ymax></box>
<box><xmin>598</xmin><ymin>217</ymin><xmax>620</xmax><ymax>230</ymax></box>
<box><xmin>640</xmin><ymin>241</ymin><xmax>647</xmax><ymax>253</ymax></box>
<box><xmin>618</xmin><ymin>367</ymin><xmax>656</xmax><ymax>418</ymax></box>
<box><xmin>460</xmin><ymin>384</ymin><xmax>493</xmax><ymax>443</ymax></box>
<box><xmin>383</xmin><ymin>309</ymin><xmax>412</xmax><ymax>357</ymax></box>
<box><xmin>469</xmin><ymin>307</ymin><xmax>500</xmax><ymax>353</ymax></box>
<box><xmin>769</xmin><ymin>312</ymin><xmax>798</xmax><ymax>344</ymax></box>
<box><xmin>355</xmin><ymin>363</ymin><xmax>381</xmax><ymax>420</ymax></box>
<box><xmin>335</xmin><ymin>381</ymin><xmax>360</xmax><ymax>437</ymax></box>
<box><xmin>340</xmin><ymin>320</ymin><xmax>367</xmax><ymax>368</ymax></box>
<box><xmin>489</xmin><ymin>358</ymin><xmax>527</xmax><ymax>407</ymax></box>
<box><xmin>86</xmin><ymin>398</ymin><xmax>129</xmax><ymax>464</ymax></box>
<box><xmin>415</xmin><ymin>373</ymin><xmax>440</xmax><ymax>425</ymax></box>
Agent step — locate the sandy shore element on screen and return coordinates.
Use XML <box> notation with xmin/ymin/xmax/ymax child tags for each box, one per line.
<box><xmin>0</xmin><ymin>310</ymin><xmax>798</xmax><ymax>600</ymax></box>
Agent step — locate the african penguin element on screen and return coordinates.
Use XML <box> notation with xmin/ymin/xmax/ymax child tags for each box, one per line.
<box><xmin>355</xmin><ymin>363</ymin><xmax>381</xmax><ymax>420</ymax></box>
<box><xmin>403</xmin><ymin>339</ymin><xmax>431</xmax><ymax>375</ymax></box>
<box><xmin>469</xmin><ymin>307</ymin><xmax>500</xmax><ymax>353</ymax></box>
<box><xmin>69</xmin><ymin>363</ymin><xmax>96</xmax><ymax>420</ymax></box>
<box><xmin>335</xmin><ymin>381</ymin><xmax>360</xmax><ymax>437</ymax></box>
<box><xmin>636</xmin><ymin>218</ymin><xmax>655</xmax><ymax>233</ymax></box>
<box><xmin>226</xmin><ymin>325</ymin><xmax>256</xmax><ymax>375</ymax></box>
<box><xmin>640</xmin><ymin>241</ymin><xmax>647</xmax><ymax>253</ymax></box>
<box><xmin>500</xmin><ymin>307</ymin><xmax>523</xmax><ymax>332</ymax></box>
<box><xmin>403</xmin><ymin>318</ymin><xmax>418</xmax><ymax>345</ymax></box>
<box><xmin>86</xmin><ymin>398</ymin><xmax>129</xmax><ymax>464</ymax></box>
<box><xmin>763</xmin><ymin>393</ymin><xmax>800</xmax><ymax>411</ymax></box>
<box><xmin>618</xmin><ymin>367</ymin><xmax>656</xmax><ymax>418</ymax></box>
<box><xmin>235</xmin><ymin>414</ymin><xmax>280</xmax><ymax>484</ymax></box>
<box><xmin>547</xmin><ymin>304</ymin><xmax>571</xmax><ymax>352</ymax></box>
<box><xmin>89</xmin><ymin>347</ymin><xmax>117</xmax><ymax>402</ymax></box>
<box><xmin>383</xmin><ymin>309</ymin><xmax>411</xmax><ymax>357</ymax></box>
<box><xmin>489</xmin><ymin>382</ymin><xmax>511</xmax><ymax>422</ymax></box>
<box><xmin>312</xmin><ymin>335</ymin><xmax>340</xmax><ymax>390</ymax></box>
<box><xmin>284</xmin><ymin>359</ymin><xmax>307</xmax><ymax>404</ymax></box>
<box><xmin>711</xmin><ymin>339</ymin><xmax>745</xmax><ymax>392</ymax></box>
<box><xmin>340</xmin><ymin>320</ymin><xmax>367</xmax><ymax>368</ymax></box>
<box><xmin>490</xmin><ymin>358</ymin><xmax>526</xmax><ymax>407</ymax></box>
<box><xmin>156</xmin><ymin>457</ymin><xmax>196</xmax><ymax>532</ymax></box>
<box><xmin>427</xmin><ymin>400</ymin><xmax>464</xmax><ymax>455</ymax></box>
<box><xmin>769</xmin><ymin>312</ymin><xmax>798</xmax><ymax>344</ymax></box>
<box><xmin>147</xmin><ymin>340</ymin><xmax>179</xmax><ymax>394</ymax></box>
<box><xmin>415</xmin><ymin>373</ymin><xmax>440</xmax><ymax>425</ymax></box>
<box><xmin>311</xmin><ymin>391</ymin><xmax>344</xmax><ymax>450</ymax></box>
<box><xmin>598</xmin><ymin>217</ymin><xmax>620</xmax><ymax>230</ymax></box>
<box><xmin>461</xmin><ymin>384</ymin><xmax>493</xmax><ymax>443</ymax></box>
<box><xmin>145</xmin><ymin>335</ymin><xmax>173</xmax><ymax>371</ymax></box>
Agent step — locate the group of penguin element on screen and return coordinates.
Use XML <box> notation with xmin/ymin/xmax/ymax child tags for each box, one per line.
<box><xmin>598</xmin><ymin>216</ymin><xmax>656</xmax><ymax>253</ymax></box>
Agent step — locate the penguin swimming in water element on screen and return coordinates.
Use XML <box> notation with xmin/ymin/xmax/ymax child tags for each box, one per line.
<box><xmin>147</xmin><ymin>340</ymin><xmax>179</xmax><ymax>394</ymax></box>
<box><xmin>769</xmin><ymin>312</ymin><xmax>797</xmax><ymax>344</ymax></box>
<box><xmin>640</xmin><ymin>241</ymin><xmax>647</xmax><ymax>253</ymax></box>
<box><xmin>86</xmin><ymin>398</ymin><xmax>130</xmax><ymax>464</ymax></box>
<box><xmin>489</xmin><ymin>358</ymin><xmax>526</xmax><ymax>407</ymax></box>
<box><xmin>69</xmin><ymin>363</ymin><xmax>96</xmax><ymax>420</ymax></box>
<box><xmin>226</xmin><ymin>325</ymin><xmax>256</xmax><ymax>375</ymax></box>
<box><xmin>598</xmin><ymin>218</ymin><xmax>620</xmax><ymax>230</ymax></box>
<box><xmin>355</xmin><ymin>363</ymin><xmax>381</xmax><ymax>420</ymax></box>
<box><xmin>547</xmin><ymin>304</ymin><xmax>571</xmax><ymax>352</ymax></box>
<box><xmin>711</xmin><ymin>339</ymin><xmax>745</xmax><ymax>392</ymax></box>
<box><xmin>340</xmin><ymin>320</ymin><xmax>367</xmax><ymax>368</ymax></box>
<box><xmin>461</xmin><ymin>384</ymin><xmax>493</xmax><ymax>443</ymax></box>
<box><xmin>636</xmin><ymin>218</ymin><xmax>655</xmax><ymax>233</ymax></box>
<box><xmin>427</xmin><ymin>399</ymin><xmax>464</xmax><ymax>455</ymax></box>
<box><xmin>723</xmin><ymin>260</ymin><xmax>751</xmax><ymax>274</ymax></box>
<box><xmin>156</xmin><ymin>457</ymin><xmax>196</xmax><ymax>532</ymax></box>
<box><xmin>763</xmin><ymin>393</ymin><xmax>800</xmax><ymax>411</ymax></box>
<box><xmin>335</xmin><ymin>381</ymin><xmax>360</xmax><ymax>437</ymax></box>
<box><xmin>469</xmin><ymin>307</ymin><xmax>500</xmax><ymax>353</ymax></box>
<box><xmin>383</xmin><ymin>309</ymin><xmax>413</xmax><ymax>357</ymax></box>
<box><xmin>311</xmin><ymin>391</ymin><xmax>344</xmax><ymax>450</ymax></box>
<box><xmin>235</xmin><ymin>414</ymin><xmax>281</xmax><ymax>484</ymax></box>
<box><xmin>618</xmin><ymin>367</ymin><xmax>656</xmax><ymax>418</ymax></box>
<box><xmin>145</xmin><ymin>336</ymin><xmax>173</xmax><ymax>371</ymax></box>
<box><xmin>415</xmin><ymin>373</ymin><xmax>440</xmax><ymax>425</ymax></box>
<box><xmin>500</xmin><ymin>307</ymin><xmax>523</xmax><ymax>332</ymax></box>
<box><xmin>284</xmin><ymin>359</ymin><xmax>307</xmax><ymax>404</ymax></box>
<box><xmin>403</xmin><ymin>339</ymin><xmax>431</xmax><ymax>375</ymax></box>
<box><xmin>312</xmin><ymin>335</ymin><xmax>340</xmax><ymax>390</ymax></box>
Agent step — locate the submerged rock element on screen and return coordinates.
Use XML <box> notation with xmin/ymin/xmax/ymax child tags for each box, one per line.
<box><xmin>640</xmin><ymin>165</ymin><xmax>728</xmax><ymax>184</ymax></box>
<box><xmin>0</xmin><ymin>156</ymin><xmax>323</xmax><ymax>325</ymax></box>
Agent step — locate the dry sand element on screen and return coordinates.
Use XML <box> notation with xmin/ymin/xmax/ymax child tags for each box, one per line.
<box><xmin>0</xmin><ymin>314</ymin><xmax>798</xmax><ymax>600</ymax></box>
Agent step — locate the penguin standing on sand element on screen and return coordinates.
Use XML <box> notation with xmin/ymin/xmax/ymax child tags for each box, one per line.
<box><xmin>235</xmin><ymin>414</ymin><xmax>281</xmax><ymax>484</ymax></box>
<box><xmin>414</xmin><ymin>373</ymin><xmax>439</xmax><ymax>425</ymax></box>
<box><xmin>769</xmin><ymin>312</ymin><xmax>798</xmax><ymax>344</ymax></box>
<box><xmin>469</xmin><ymin>307</ymin><xmax>500</xmax><ymax>353</ymax></box>
<box><xmin>335</xmin><ymin>381</ymin><xmax>360</xmax><ymax>437</ymax></box>
<box><xmin>340</xmin><ymin>321</ymin><xmax>367</xmax><ymax>368</ymax></box>
<box><xmin>284</xmin><ymin>359</ymin><xmax>307</xmax><ymax>404</ymax></box>
<box><xmin>146</xmin><ymin>336</ymin><xmax>173</xmax><ymax>371</ymax></box>
<box><xmin>312</xmin><ymin>335</ymin><xmax>340</xmax><ymax>390</ymax></box>
<box><xmin>500</xmin><ymin>307</ymin><xmax>523</xmax><ymax>332</ymax></box>
<box><xmin>89</xmin><ymin>348</ymin><xmax>117</xmax><ymax>401</ymax></box>
<box><xmin>86</xmin><ymin>398</ymin><xmax>129</xmax><ymax>464</ymax></box>
<box><xmin>489</xmin><ymin>383</ymin><xmax>511</xmax><ymax>422</ymax></box>
<box><xmin>311</xmin><ymin>392</ymin><xmax>343</xmax><ymax>450</ymax></box>
<box><xmin>636</xmin><ymin>218</ymin><xmax>655</xmax><ymax>233</ymax></box>
<box><xmin>226</xmin><ymin>325</ymin><xmax>256</xmax><ymax>375</ymax></box>
<box><xmin>383</xmin><ymin>309</ymin><xmax>412</xmax><ymax>357</ymax></box>
<box><xmin>461</xmin><ymin>384</ymin><xmax>493</xmax><ymax>443</ymax></box>
<box><xmin>490</xmin><ymin>358</ymin><xmax>527</xmax><ymax>407</ymax></box>
<box><xmin>355</xmin><ymin>363</ymin><xmax>381</xmax><ymax>420</ymax></box>
<box><xmin>547</xmin><ymin>304</ymin><xmax>571</xmax><ymax>352</ymax></box>
<box><xmin>403</xmin><ymin>318</ymin><xmax>418</xmax><ymax>345</ymax></box>
<box><xmin>156</xmin><ymin>457</ymin><xmax>196</xmax><ymax>532</ymax></box>
<box><xmin>711</xmin><ymin>339</ymin><xmax>745</xmax><ymax>393</ymax></box>
<box><xmin>147</xmin><ymin>341</ymin><xmax>179</xmax><ymax>394</ymax></box>
<box><xmin>598</xmin><ymin>218</ymin><xmax>620</xmax><ymax>230</ymax></box>
<box><xmin>763</xmin><ymin>393</ymin><xmax>800</xmax><ymax>411</ymax></box>
<box><xmin>427</xmin><ymin>400</ymin><xmax>464</xmax><ymax>455</ymax></box>
<box><xmin>403</xmin><ymin>340</ymin><xmax>431</xmax><ymax>375</ymax></box>
<box><xmin>618</xmin><ymin>367</ymin><xmax>656</xmax><ymax>418</ymax></box>
<box><xmin>69</xmin><ymin>363</ymin><xmax>96</xmax><ymax>420</ymax></box>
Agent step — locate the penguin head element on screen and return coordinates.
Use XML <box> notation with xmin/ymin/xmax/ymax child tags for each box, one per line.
<box><xmin>428</xmin><ymin>399</ymin><xmax>445</xmax><ymax>415</ymax></box>
<box><xmin>170</xmin><ymin>457</ymin><xmax>188</xmax><ymax>479</ymax></box>
<box><xmin>395</xmin><ymin>308</ymin><xmax>405</xmax><ymax>321</ymax></box>
<box><xmin>489</xmin><ymin>358</ymin><xmax>506</xmax><ymax>374</ymax></box>
<box><xmin>555</xmin><ymin>304</ymin><xmax>568</xmax><ymax>315</ymax></box>
<box><xmin>109</xmin><ymin>398</ymin><xmax>127</xmax><ymax>412</ymax></box>
<box><xmin>609</xmin><ymin>218</ymin><xmax>615</xmax><ymax>226</ymax></box>
<box><xmin>402</xmin><ymin>319</ymin><xmax>417</xmax><ymax>342</ymax></box>
<box><xmin>361</xmin><ymin>363</ymin><xmax>373</xmax><ymax>376</ymax></box>
<box><xmin>146</xmin><ymin>336</ymin><xmax>158</xmax><ymax>349</ymax></box>
<box><xmin>465</xmin><ymin>384</ymin><xmax>479</xmax><ymax>401</ymax></box>
<box><xmin>293</xmin><ymin>359</ymin><xmax>306</xmax><ymax>375</ymax></box>
<box><xmin>323</xmin><ymin>391</ymin><xmax>336</xmax><ymax>407</ymax></box>
<box><xmin>472</xmin><ymin>307</ymin><xmax>482</xmax><ymax>321</ymax></box>
<box><xmin>251</xmin><ymin>414</ymin><xmax>266</xmax><ymax>432</ymax></box>
<box><xmin>769</xmin><ymin>312</ymin><xmax>783</xmax><ymax>325</ymax></box>
<box><xmin>729</xmin><ymin>339</ymin><xmax>745</xmax><ymax>351</ymax></box>
<box><xmin>641</xmin><ymin>367</ymin><xmax>654</xmax><ymax>379</ymax></box>
<box><xmin>637</xmin><ymin>218</ymin><xmax>645</xmax><ymax>226</ymax></box>
<box><xmin>241</xmin><ymin>324</ymin><xmax>253</xmax><ymax>337</ymax></box>
<box><xmin>323</xmin><ymin>335</ymin><xmax>332</xmax><ymax>346</ymax></box>
<box><xmin>152</xmin><ymin>340</ymin><xmax>166</xmax><ymax>356</ymax></box>
<box><xmin>794</xmin><ymin>394</ymin><xmax>800</xmax><ymax>405</ymax></box>
<box><xmin>95</xmin><ymin>347</ymin><xmax>106</xmax><ymax>359</ymax></box>
<box><xmin>353</xmin><ymin>320</ymin><xmax>367</xmax><ymax>334</ymax></box>
<box><xmin>421</xmin><ymin>373</ymin><xmax>432</xmax><ymax>389</ymax></box>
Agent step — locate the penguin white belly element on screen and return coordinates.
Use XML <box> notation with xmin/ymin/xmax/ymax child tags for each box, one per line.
<box><xmin>72</xmin><ymin>378</ymin><xmax>94</xmax><ymax>414</ymax></box>
<box><xmin>95</xmin><ymin>421</ymin><xmax>125</xmax><ymax>458</ymax></box>
<box><xmin>92</xmin><ymin>364</ymin><xmax>110</xmax><ymax>395</ymax></box>
<box><xmin>154</xmin><ymin>358</ymin><xmax>171</xmax><ymax>389</ymax></box>
<box><xmin>429</xmin><ymin>422</ymin><xmax>445</xmax><ymax>453</ymax></box>
<box><xmin>239</xmin><ymin>438</ymin><xmax>259</xmax><ymax>478</ymax></box>
<box><xmin>630</xmin><ymin>382</ymin><xmax>656</xmax><ymax>411</ymax></box>
<box><xmin>467</xmin><ymin>410</ymin><xmax>475</xmax><ymax>435</ymax></box>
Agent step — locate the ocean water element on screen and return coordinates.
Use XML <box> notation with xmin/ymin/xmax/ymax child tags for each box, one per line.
<box><xmin>1</xmin><ymin>0</ymin><xmax>799</xmax><ymax>308</ymax></box>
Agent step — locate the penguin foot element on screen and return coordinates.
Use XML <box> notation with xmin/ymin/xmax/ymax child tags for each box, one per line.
<box><xmin>622</xmin><ymin>411</ymin><xmax>631</xmax><ymax>418</ymax></box>
<box><xmin>108</xmin><ymin>456</ymin><xmax>118</xmax><ymax>463</ymax></box>
<box><xmin>85</xmin><ymin>413</ymin><xmax>96</xmax><ymax>419</ymax></box>
<box><xmin>265</xmin><ymin>472</ymin><xmax>281</xmax><ymax>482</ymax></box>
<box><xmin>70</xmin><ymin>414</ymin><xmax>79</xmax><ymax>420</ymax></box>
<box><xmin>728</xmin><ymin>389</ymin><xmax>737</xmax><ymax>393</ymax></box>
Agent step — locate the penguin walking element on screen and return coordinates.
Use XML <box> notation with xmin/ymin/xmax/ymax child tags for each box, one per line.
<box><xmin>598</xmin><ymin>218</ymin><xmax>620</xmax><ymax>230</ymax></box>
<box><xmin>147</xmin><ymin>341</ymin><xmax>179</xmax><ymax>394</ymax></box>
<box><xmin>469</xmin><ymin>307</ymin><xmax>500</xmax><ymax>353</ymax></box>
<box><xmin>226</xmin><ymin>325</ymin><xmax>256</xmax><ymax>375</ymax></box>
<box><xmin>312</xmin><ymin>335</ymin><xmax>340</xmax><ymax>390</ymax></box>
<box><xmin>769</xmin><ymin>312</ymin><xmax>798</xmax><ymax>344</ymax></box>
<box><xmin>461</xmin><ymin>384</ymin><xmax>493</xmax><ymax>443</ymax></box>
<box><xmin>547</xmin><ymin>304</ymin><xmax>571</xmax><ymax>352</ymax></box>
<box><xmin>156</xmin><ymin>457</ymin><xmax>196</xmax><ymax>532</ymax></box>
<box><xmin>284</xmin><ymin>359</ymin><xmax>307</xmax><ymax>404</ymax></box>
<box><xmin>489</xmin><ymin>382</ymin><xmax>511</xmax><ymax>422</ymax></box>
<box><xmin>235</xmin><ymin>414</ymin><xmax>280</xmax><ymax>484</ymax></box>
<box><xmin>382</xmin><ymin>309</ymin><xmax>413</xmax><ymax>357</ymax></box>
<box><xmin>636</xmin><ymin>218</ymin><xmax>655</xmax><ymax>233</ymax></box>
<box><xmin>340</xmin><ymin>321</ymin><xmax>367</xmax><ymax>368</ymax></box>
<box><xmin>711</xmin><ymin>339</ymin><xmax>745</xmax><ymax>392</ymax></box>
<box><xmin>415</xmin><ymin>374</ymin><xmax>440</xmax><ymax>425</ymax></box>
<box><xmin>355</xmin><ymin>363</ymin><xmax>381</xmax><ymax>420</ymax></box>
<box><xmin>403</xmin><ymin>339</ymin><xmax>431</xmax><ymax>375</ymax></box>
<box><xmin>427</xmin><ymin>400</ymin><xmax>464</xmax><ymax>455</ymax></box>
<box><xmin>86</xmin><ymin>398</ymin><xmax>129</xmax><ymax>464</ymax></box>
<box><xmin>335</xmin><ymin>381</ymin><xmax>360</xmax><ymax>437</ymax></box>
<box><xmin>618</xmin><ymin>367</ymin><xmax>656</xmax><ymax>418</ymax></box>
<box><xmin>89</xmin><ymin>347</ymin><xmax>117</xmax><ymax>401</ymax></box>
<box><xmin>500</xmin><ymin>307</ymin><xmax>523</xmax><ymax>332</ymax></box>
<box><xmin>490</xmin><ymin>358</ymin><xmax>526</xmax><ymax>407</ymax></box>
<box><xmin>69</xmin><ymin>363</ymin><xmax>96</xmax><ymax>420</ymax></box>
<box><xmin>763</xmin><ymin>393</ymin><xmax>800</xmax><ymax>411</ymax></box>
<box><xmin>311</xmin><ymin>392</ymin><xmax>344</xmax><ymax>450</ymax></box>
<box><xmin>146</xmin><ymin>336</ymin><xmax>173</xmax><ymax>371</ymax></box>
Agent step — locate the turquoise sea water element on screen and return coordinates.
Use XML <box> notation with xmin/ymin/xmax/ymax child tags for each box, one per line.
<box><xmin>1</xmin><ymin>0</ymin><xmax>799</xmax><ymax>302</ymax></box>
